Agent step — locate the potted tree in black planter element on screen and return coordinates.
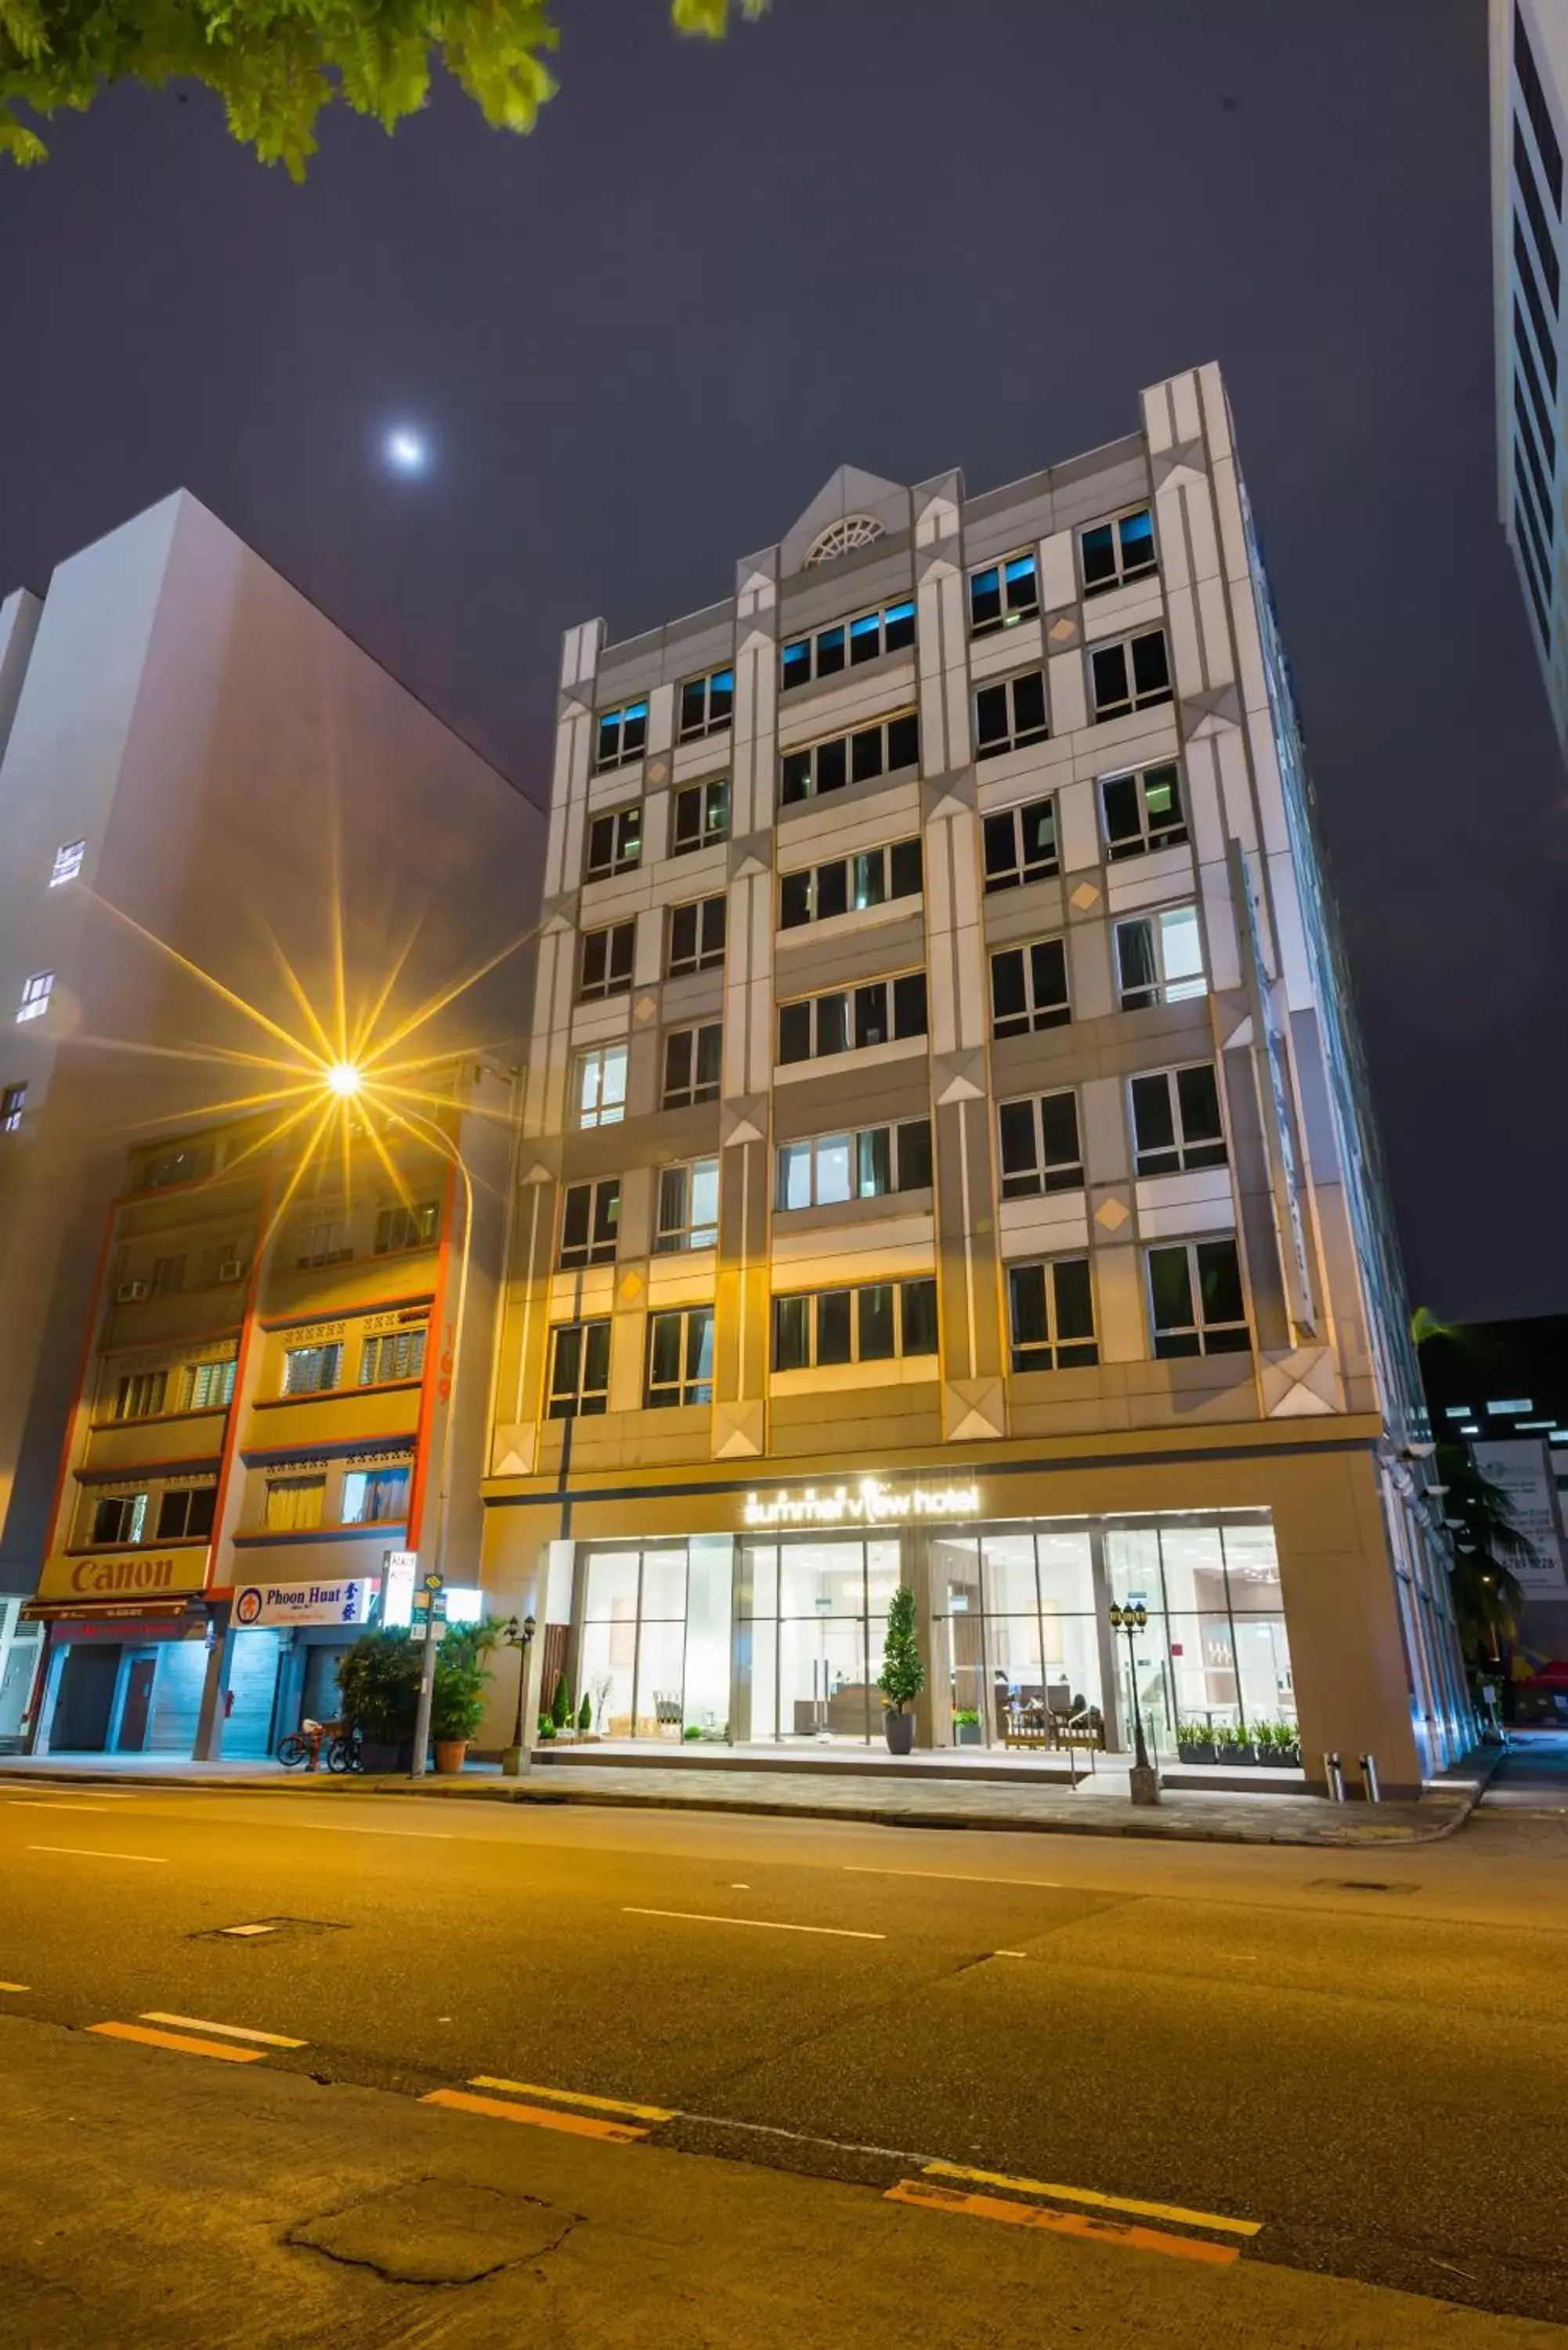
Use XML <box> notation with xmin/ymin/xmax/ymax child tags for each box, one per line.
<box><xmin>878</xmin><ymin>1587</ymin><xmax>924</xmax><ymax>1755</ymax></box>
<box><xmin>337</xmin><ymin>1629</ymin><xmax>421</xmax><ymax>1773</ymax></box>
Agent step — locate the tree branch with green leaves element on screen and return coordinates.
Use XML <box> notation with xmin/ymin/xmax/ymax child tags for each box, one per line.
<box><xmin>1</xmin><ymin>0</ymin><xmax>767</xmax><ymax>176</ymax></box>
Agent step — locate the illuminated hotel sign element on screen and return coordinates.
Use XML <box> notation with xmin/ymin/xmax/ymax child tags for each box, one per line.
<box><xmin>742</xmin><ymin>1479</ymin><xmax>981</xmax><ymax>1530</ymax></box>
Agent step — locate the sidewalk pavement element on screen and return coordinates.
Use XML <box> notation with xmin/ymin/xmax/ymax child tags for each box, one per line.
<box><xmin>9</xmin><ymin>2010</ymin><xmax>1563</xmax><ymax>2350</ymax></box>
<box><xmin>0</xmin><ymin>1742</ymin><xmax>1505</xmax><ymax>1846</ymax></box>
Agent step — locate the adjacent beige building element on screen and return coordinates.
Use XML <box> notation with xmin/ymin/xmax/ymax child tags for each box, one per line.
<box><xmin>479</xmin><ymin>363</ymin><xmax>1470</xmax><ymax>1797</ymax></box>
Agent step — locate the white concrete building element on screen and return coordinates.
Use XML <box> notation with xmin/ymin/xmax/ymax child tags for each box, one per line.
<box><xmin>0</xmin><ymin>494</ymin><xmax>544</xmax><ymax>1737</ymax></box>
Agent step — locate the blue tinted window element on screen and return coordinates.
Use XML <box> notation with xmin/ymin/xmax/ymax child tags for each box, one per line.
<box><xmin>782</xmin><ymin>638</ymin><xmax>811</xmax><ymax>689</ymax></box>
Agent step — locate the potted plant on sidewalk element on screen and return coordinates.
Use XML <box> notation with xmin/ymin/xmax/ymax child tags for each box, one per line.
<box><xmin>430</xmin><ymin>1621</ymin><xmax>500</xmax><ymax>1775</ymax></box>
<box><xmin>878</xmin><ymin>1587</ymin><xmax>924</xmax><ymax>1755</ymax></box>
<box><xmin>1175</xmin><ymin>1719</ymin><xmax>1217</xmax><ymax>1766</ymax></box>
<box><xmin>336</xmin><ymin>1629</ymin><xmax>421</xmax><ymax>1772</ymax></box>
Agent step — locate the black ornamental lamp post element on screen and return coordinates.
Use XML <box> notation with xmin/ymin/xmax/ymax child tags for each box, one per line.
<box><xmin>1107</xmin><ymin>1600</ymin><xmax>1153</xmax><ymax>1774</ymax></box>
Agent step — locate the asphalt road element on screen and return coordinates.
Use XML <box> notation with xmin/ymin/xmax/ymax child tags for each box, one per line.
<box><xmin>2</xmin><ymin>1784</ymin><xmax>1566</xmax><ymax>2328</ymax></box>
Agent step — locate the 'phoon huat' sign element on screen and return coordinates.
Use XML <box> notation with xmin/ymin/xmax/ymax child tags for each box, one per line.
<box><xmin>742</xmin><ymin>1480</ymin><xmax>981</xmax><ymax>1530</ymax></box>
<box><xmin>34</xmin><ymin>1549</ymin><xmax>210</xmax><ymax>1605</ymax></box>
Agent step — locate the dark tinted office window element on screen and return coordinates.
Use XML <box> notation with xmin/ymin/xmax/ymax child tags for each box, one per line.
<box><xmin>901</xmin><ymin>1277</ymin><xmax>939</xmax><ymax>1356</ymax></box>
<box><xmin>893</xmin><ymin>971</ymin><xmax>927</xmax><ymax>1037</ymax></box>
<box><xmin>890</xmin><ymin>837</ymin><xmax>923</xmax><ymax>897</ymax></box>
<box><xmin>817</xmin><ymin>1289</ymin><xmax>853</xmax><ymax>1365</ymax></box>
<box><xmin>859</xmin><ymin>1283</ymin><xmax>896</xmax><ymax>1360</ymax></box>
<box><xmin>897</xmin><ymin>1117</ymin><xmax>933</xmax><ymax>1191</ymax></box>
<box><xmin>779</xmin><ymin>1000</ymin><xmax>812</xmax><ymax>1064</ymax></box>
<box><xmin>773</xmin><ymin>1294</ymin><xmax>810</xmax><ymax>1371</ymax></box>
<box><xmin>887</xmin><ymin>711</ymin><xmax>919</xmax><ymax>770</ymax></box>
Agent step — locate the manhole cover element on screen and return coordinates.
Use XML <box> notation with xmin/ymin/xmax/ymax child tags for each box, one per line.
<box><xmin>193</xmin><ymin>1917</ymin><xmax>350</xmax><ymax>1941</ymax></box>
<box><xmin>1306</xmin><ymin>1879</ymin><xmax>1417</xmax><ymax>1896</ymax></box>
<box><xmin>288</xmin><ymin>2178</ymin><xmax>576</xmax><ymax>2284</ymax></box>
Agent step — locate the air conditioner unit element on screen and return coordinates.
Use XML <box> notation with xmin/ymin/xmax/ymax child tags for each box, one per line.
<box><xmin>116</xmin><ymin>1280</ymin><xmax>147</xmax><ymax>1303</ymax></box>
<box><xmin>218</xmin><ymin>1259</ymin><xmax>244</xmax><ymax>1283</ymax></box>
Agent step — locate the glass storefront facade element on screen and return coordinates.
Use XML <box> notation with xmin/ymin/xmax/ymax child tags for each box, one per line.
<box><xmin>565</xmin><ymin>1513</ymin><xmax>1296</xmax><ymax>1756</ymax></box>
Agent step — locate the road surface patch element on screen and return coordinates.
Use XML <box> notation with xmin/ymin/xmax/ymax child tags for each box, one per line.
<box><xmin>623</xmin><ymin>1905</ymin><xmax>884</xmax><ymax>1940</ymax></box>
<box><xmin>88</xmin><ymin>2021</ymin><xmax>268</xmax><ymax>2065</ymax></box>
<box><xmin>920</xmin><ymin>2159</ymin><xmax>1260</xmax><ymax>2238</ymax></box>
<box><xmin>137</xmin><ymin>2012</ymin><xmax>305</xmax><ymax>2048</ymax></box>
<box><xmin>421</xmin><ymin>2081</ymin><xmax>649</xmax><ymax>2141</ymax></box>
<box><xmin>886</xmin><ymin>2178</ymin><xmax>1240</xmax><ymax>2265</ymax></box>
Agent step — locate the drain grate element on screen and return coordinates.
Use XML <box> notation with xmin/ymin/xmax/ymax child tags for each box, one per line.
<box><xmin>1306</xmin><ymin>1879</ymin><xmax>1417</xmax><ymax>1896</ymax></box>
<box><xmin>193</xmin><ymin>1917</ymin><xmax>350</xmax><ymax>1941</ymax></box>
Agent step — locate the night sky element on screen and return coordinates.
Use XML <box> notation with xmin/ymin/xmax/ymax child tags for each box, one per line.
<box><xmin>1</xmin><ymin>0</ymin><xmax>1561</xmax><ymax>1323</ymax></box>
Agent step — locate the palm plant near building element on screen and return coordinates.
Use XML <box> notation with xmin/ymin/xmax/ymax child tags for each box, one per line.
<box><xmin>1434</xmin><ymin>1441</ymin><xmax>1532</xmax><ymax>1668</ymax></box>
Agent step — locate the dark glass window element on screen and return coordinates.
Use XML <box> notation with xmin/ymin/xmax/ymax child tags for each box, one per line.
<box><xmin>1149</xmin><ymin>1239</ymin><xmax>1250</xmax><ymax>1358</ymax></box>
<box><xmin>580</xmin><ymin>922</ymin><xmax>634</xmax><ymax>1001</ymax></box>
<box><xmin>901</xmin><ymin>1276</ymin><xmax>939</xmax><ymax>1356</ymax></box>
<box><xmin>1101</xmin><ymin>762</ymin><xmax>1187</xmax><ymax>859</ymax></box>
<box><xmin>668</xmin><ymin>894</ymin><xmax>726</xmax><ymax>977</ymax></box>
<box><xmin>998</xmin><ymin>1091</ymin><xmax>1082</xmax><ymax>1198</ymax></box>
<box><xmin>896</xmin><ymin>1117</ymin><xmax>933</xmax><ymax>1191</ymax></box>
<box><xmin>974</xmin><ymin>670</ymin><xmax>1048</xmax><ymax>759</ymax></box>
<box><xmin>1091</xmin><ymin>629</ymin><xmax>1172</xmax><ymax>721</ymax></box>
<box><xmin>818</xmin><ymin>1289</ymin><xmax>853</xmax><ymax>1364</ymax></box>
<box><xmin>1514</xmin><ymin>116</ymin><xmax>1562</xmax><ymax>310</ymax></box>
<box><xmin>560</xmin><ymin>1177</ymin><xmax>621</xmax><ymax>1268</ymax></box>
<box><xmin>1008</xmin><ymin>1259</ymin><xmax>1098</xmax><ymax>1371</ymax></box>
<box><xmin>585</xmin><ymin>804</ymin><xmax>641</xmax><ymax>880</ymax></box>
<box><xmin>678</xmin><ymin>667</ymin><xmax>734</xmax><ymax>743</ymax></box>
<box><xmin>663</xmin><ymin>1022</ymin><xmax>724</xmax><ymax>1106</ymax></box>
<box><xmin>672</xmin><ymin>776</ymin><xmax>731</xmax><ymax>854</ymax></box>
<box><xmin>983</xmin><ymin>797</ymin><xmax>1058</xmax><ymax>890</ymax></box>
<box><xmin>548</xmin><ymin>1320</ymin><xmax>611</xmax><ymax>1416</ymax></box>
<box><xmin>859</xmin><ymin>1283</ymin><xmax>896</xmax><ymax>1360</ymax></box>
<box><xmin>773</xmin><ymin>1293</ymin><xmax>811</xmax><ymax>1371</ymax></box>
<box><xmin>1516</xmin><ymin>5</ymin><xmax>1564</xmax><ymax>211</ymax></box>
<box><xmin>1081</xmin><ymin>508</ymin><xmax>1158</xmax><ymax>595</ymax></box>
<box><xmin>990</xmin><ymin>939</ymin><xmax>1069</xmax><ymax>1037</ymax></box>
<box><xmin>594</xmin><ymin>701</ymin><xmax>648</xmax><ymax>772</ymax></box>
<box><xmin>969</xmin><ymin>551</ymin><xmax>1039</xmax><ymax>636</ymax></box>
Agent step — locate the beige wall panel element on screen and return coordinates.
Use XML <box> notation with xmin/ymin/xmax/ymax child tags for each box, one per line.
<box><xmin>996</xmin><ymin>1192</ymin><xmax>1090</xmax><ymax>1260</ymax></box>
<box><xmin>981</xmin><ymin>877</ymin><xmax>1067</xmax><ymax>951</ymax></box>
<box><xmin>770</xmin><ymin>1058</ymin><xmax>932</xmax><ymax>1143</ymax></box>
<box><xmin>1078</xmin><ymin>575</ymin><xmax>1165</xmax><ymax>646</ymax></box>
<box><xmin>776</xmin><ymin>774</ymin><xmax>920</xmax><ymax>858</ymax></box>
<box><xmin>970</xmin><ymin>616</ymin><xmax>1044</xmax><ymax>683</ymax></box>
<box><xmin>1093</xmin><ymin>1242</ymin><xmax>1145</xmax><ymax>1365</ymax></box>
<box><xmin>775</xmin><ymin>911</ymin><xmax>926</xmax><ymax>996</ymax></box>
<box><xmin>1079</xmin><ymin>1073</ymin><xmax>1130</xmax><ymax>1187</ymax></box>
<box><xmin>1104</xmin><ymin>844</ymin><xmax>1196</xmax><ymax>916</ymax></box>
<box><xmin>776</xmin><ymin>657</ymin><xmax>917</xmax><ymax>752</ymax></box>
<box><xmin>1046</xmin><ymin>649</ymin><xmax>1089</xmax><ymax>735</ymax></box>
<box><xmin>1068</xmin><ymin>916</ymin><xmax>1115</xmax><ymax>1021</ymax></box>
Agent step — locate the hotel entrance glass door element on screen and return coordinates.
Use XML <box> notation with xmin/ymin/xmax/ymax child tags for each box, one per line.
<box><xmin>742</xmin><ymin>1537</ymin><xmax>900</xmax><ymax>1743</ymax></box>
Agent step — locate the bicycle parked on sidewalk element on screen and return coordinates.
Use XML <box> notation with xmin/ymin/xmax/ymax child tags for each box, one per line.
<box><xmin>276</xmin><ymin>1717</ymin><xmax>362</xmax><ymax>1773</ymax></box>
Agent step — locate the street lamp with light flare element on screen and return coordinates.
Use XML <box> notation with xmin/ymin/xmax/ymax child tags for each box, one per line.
<box><xmin>324</xmin><ymin>1061</ymin><xmax>363</xmax><ymax>1098</ymax></box>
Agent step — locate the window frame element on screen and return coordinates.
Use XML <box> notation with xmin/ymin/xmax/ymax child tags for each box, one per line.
<box><xmin>16</xmin><ymin>971</ymin><xmax>53</xmax><ymax>1024</ymax></box>
<box><xmin>780</xmin><ymin>598</ymin><xmax>916</xmax><ymax>690</ymax></box>
<box><xmin>182</xmin><ymin>1357</ymin><xmax>237</xmax><ymax>1412</ymax></box>
<box><xmin>974</xmin><ymin>668</ymin><xmax>1050</xmax><ymax>761</ymax></box>
<box><xmin>594</xmin><ymin>699</ymin><xmax>649</xmax><ymax>773</ymax></box>
<box><xmin>776</xmin><ymin>970</ymin><xmax>928</xmax><ymax>1065</ymax></box>
<box><xmin>968</xmin><ymin>550</ymin><xmax>1040</xmax><ymax>638</ymax></box>
<box><xmin>281</xmin><ymin>1341</ymin><xmax>342</xmax><ymax>1397</ymax></box>
<box><xmin>775</xmin><ymin>1118</ymin><xmax>932</xmax><ymax>1210</ymax></box>
<box><xmin>644</xmin><ymin>1304</ymin><xmax>716</xmax><ymax>1407</ymax></box>
<box><xmin>359</xmin><ymin>1328</ymin><xmax>428</xmax><ymax>1386</ymax></box>
<box><xmin>579</xmin><ymin>920</ymin><xmax>636</xmax><ymax>1003</ymax></box>
<box><xmin>92</xmin><ymin>1489</ymin><xmax>150</xmax><ymax>1545</ymax></box>
<box><xmin>779</xmin><ymin>836</ymin><xmax>922</xmax><ymax>929</ymax></box>
<box><xmin>1114</xmin><ymin>903</ymin><xmax>1207</xmax><ymax>1012</ymax></box>
<box><xmin>49</xmin><ymin>840</ymin><xmax>85</xmax><ymax>888</ymax></box>
<box><xmin>981</xmin><ymin>796</ymin><xmax>1058</xmax><ymax>891</ymax></box>
<box><xmin>1129</xmin><ymin>1064</ymin><xmax>1228</xmax><ymax>1177</ymax></box>
<box><xmin>559</xmin><ymin>1176</ymin><xmax>622</xmax><ymax>1269</ymax></box>
<box><xmin>0</xmin><ymin>1082</ymin><xmax>23</xmax><ymax>1132</ymax></box>
<box><xmin>778</xmin><ymin>710</ymin><xmax>920</xmax><ymax>807</ymax></box>
<box><xmin>583</xmin><ymin>803</ymin><xmax>642</xmax><ymax>881</ymax></box>
<box><xmin>671</xmin><ymin>774</ymin><xmax>732</xmax><ymax>855</ymax></box>
<box><xmin>575</xmin><ymin>1043</ymin><xmax>629</xmax><ymax>1130</ymax></box>
<box><xmin>667</xmin><ymin>893</ymin><xmax>727</xmax><ymax>978</ymax></box>
<box><xmin>547</xmin><ymin>1318</ymin><xmax>612</xmax><ymax>1418</ymax></box>
<box><xmin>156</xmin><ymin>1484</ymin><xmax>217</xmax><ymax>1542</ymax></box>
<box><xmin>1006</xmin><ymin>1256</ymin><xmax>1099</xmax><ymax>1372</ymax></box>
<box><xmin>988</xmin><ymin>937</ymin><xmax>1071</xmax><ymax>1039</ymax></box>
<box><xmin>1089</xmin><ymin>627</ymin><xmax>1173</xmax><ymax>722</ymax></box>
<box><xmin>264</xmin><ymin>1473</ymin><xmax>326</xmax><ymax>1533</ymax></box>
<box><xmin>661</xmin><ymin>1021</ymin><xmax>723</xmax><ymax>1109</ymax></box>
<box><xmin>653</xmin><ymin>1157</ymin><xmax>721</xmax><ymax>1253</ymax></box>
<box><xmin>374</xmin><ymin>1200</ymin><xmax>439</xmax><ymax>1256</ymax></box>
<box><xmin>1079</xmin><ymin>506</ymin><xmax>1158</xmax><ymax>597</ymax></box>
<box><xmin>114</xmin><ymin>1368</ymin><xmax>168</xmax><ymax>1422</ymax></box>
<box><xmin>995</xmin><ymin>1090</ymin><xmax>1082</xmax><ymax>1200</ymax></box>
<box><xmin>677</xmin><ymin>667</ymin><xmax>734</xmax><ymax>743</ymax></box>
<box><xmin>340</xmin><ymin>1462</ymin><xmax>412</xmax><ymax>1527</ymax></box>
<box><xmin>1100</xmin><ymin>761</ymin><xmax>1187</xmax><ymax>860</ymax></box>
<box><xmin>771</xmin><ymin>1277</ymin><xmax>939</xmax><ymax>1371</ymax></box>
<box><xmin>1147</xmin><ymin>1237</ymin><xmax>1252</xmax><ymax>1358</ymax></box>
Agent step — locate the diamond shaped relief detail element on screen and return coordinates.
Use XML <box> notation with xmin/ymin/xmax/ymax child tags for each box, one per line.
<box><xmin>1094</xmin><ymin>1197</ymin><xmax>1130</xmax><ymax>1232</ymax></box>
<box><xmin>634</xmin><ymin>994</ymin><xmax>657</xmax><ymax>1024</ymax></box>
<box><xmin>618</xmin><ymin>1270</ymin><xmax>645</xmax><ymax>1304</ymax></box>
<box><xmin>1069</xmin><ymin>882</ymin><xmax>1100</xmax><ymax>911</ymax></box>
<box><xmin>1046</xmin><ymin>613</ymin><xmax>1080</xmax><ymax>647</ymax></box>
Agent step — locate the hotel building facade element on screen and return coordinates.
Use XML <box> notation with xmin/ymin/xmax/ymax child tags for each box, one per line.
<box><xmin>479</xmin><ymin>363</ymin><xmax>1472</xmax><ymax>1798</ymax></box>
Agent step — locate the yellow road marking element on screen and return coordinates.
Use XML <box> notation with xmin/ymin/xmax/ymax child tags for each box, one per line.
<box><xmin>6</xmin><ymin>1800</ymin><xmax>115</xmax><ymax>1811</ymax></box>
<box><xmin>25</xmin><ymin>1845</ymin><xmax>167</xmax><ymax>1864</ymax></box>
<box><xmin>89</xmin><ymin>2021</ymin><xmax>265</xmax><ymax>2064</ymax></box>
<box><xmin>139</xmin><ymin>2012</ymin><xmax>305</xmax><ymax>2048</ymax></box>
<box><xmin>921</xmin><ymin>2160</ymin><xmax>1261</xmax><ymax>2238</ymax></box>
<box><xmin>421</xmin><ymin>2088</ymin><xmax>645</xmax><ymax>2141</ymax></box>
<box><xmin>468</xmin><ymin>2075</ymin><xmax>675</xmax><ymax>2122</ymax></box>
<box><xmin>887</xmin><ymin>2178</ymin><xmax>1239</xmax><ymax>2266</ymax></box>
<box><xmin>0</xmin><ymin>1980</ymin><xmax>29</xmax><ymax>1992</ymax></box>
<box><xmin>623</xmin><ymin>1906</ymin><xmax>884</xmax><ymax>1941</ymax></box>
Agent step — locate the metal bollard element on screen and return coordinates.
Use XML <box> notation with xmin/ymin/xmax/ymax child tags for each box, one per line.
<box><xmin>1323</xmin><ymin>1750</ymin><xmax>1346</xmax><ymax>1802</ymax></box>
<box><xmin>1358</xmin><ymin>1752</ymin><xmax>1381</xmax><ymax>1804</ymax></box>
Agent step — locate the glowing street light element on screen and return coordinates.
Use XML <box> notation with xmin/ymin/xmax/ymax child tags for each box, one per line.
<box><xmin>384</xmin><ymin>428</ymin><xmax>428</xmax><ymax>474</ymax></box>
<box><xmin>323</xmin><ymin>1061</ymin><xmax>363</xmax><ymax>1099</ymax></box>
